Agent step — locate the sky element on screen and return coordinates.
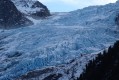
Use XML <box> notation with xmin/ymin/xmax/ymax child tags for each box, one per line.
<box><xmin>38</xmin><ymin>0</ymin><xmax>117</xmax><ymax>12</ymax></box>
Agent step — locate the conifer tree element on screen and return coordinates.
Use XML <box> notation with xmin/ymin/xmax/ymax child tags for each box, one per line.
<box><xmin>77</xmin><ymin>41</ymin><xmax>119</xmax><ymax>80</ymax></box>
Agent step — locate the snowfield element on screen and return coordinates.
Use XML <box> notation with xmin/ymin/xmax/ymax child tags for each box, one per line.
<box><xmin>1</xmin><ymin>1</ymin><xmax>119</xmax><ymax>80</ymax></box>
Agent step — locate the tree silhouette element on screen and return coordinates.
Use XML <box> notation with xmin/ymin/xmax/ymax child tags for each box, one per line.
<box><xmin>77</xmin><ymin>41</ymin><xmax>119</xmax><ymax>80</ymax></box>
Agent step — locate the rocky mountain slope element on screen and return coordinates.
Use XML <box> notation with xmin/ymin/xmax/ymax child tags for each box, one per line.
<box><xmin>0</xmin><ymin>0</ymin><xmax>31</xmax><ymax>28</ymax></box>
<box><xmin>0</xmin><ymin>0</ymin><xmax>119</xmax><ymax>80</ymax></box>
<box><xmin>0</xmin><ymin>0</ymin><xmax>50</xmax><ymax>28</ymax></box>
<box><xmin>11</xmin><ymin>0</ymin><xmax>50</xmax><ymax>17</ymax></box>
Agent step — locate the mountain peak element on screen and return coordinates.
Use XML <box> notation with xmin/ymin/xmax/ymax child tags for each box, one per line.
<box><xmin>11</xmin><ymin>0</ymin><xmax>50</xmax><ymax>17</ymax></box>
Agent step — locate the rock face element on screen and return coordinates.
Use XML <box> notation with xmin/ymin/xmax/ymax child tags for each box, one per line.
<box><xmin>11</xmin><ymin>0</ymin><xmax>50</xmax><ymax>17</ymax></box>
<box><xmin>0</xmin><ymin>0</ymin><xmax>32</xmax><ymax>28</ymax></box>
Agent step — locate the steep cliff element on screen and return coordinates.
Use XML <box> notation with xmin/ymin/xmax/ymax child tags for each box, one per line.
<box><xmin>0</xmin><ymin>0</ymin><xmax>32</xmax><ymax>28</ymax></box>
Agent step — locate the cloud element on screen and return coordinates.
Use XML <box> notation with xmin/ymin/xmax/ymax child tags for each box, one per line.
<box><xmin>89</xmin><ymin>0</ymin><xmax>117</xmax><ymax>4</ymax></box>
<box><xmin>38</xmin><ymin>0</ymin><xmax>117</xmax><ymax>12</ymax></box>
<box><xmin>61</xmin><ymin>0</ymin><xmax>117</xmax><ymax>5</ymax></box>
<box><xmin>60</xmin><ymin>0</ymin><xmax>79</xmax><ymax>5</ymax></box>
<box><xmin>39</xmin><ymin>0</ymin><xmax>117</xmax><ymax>5</ymax></box>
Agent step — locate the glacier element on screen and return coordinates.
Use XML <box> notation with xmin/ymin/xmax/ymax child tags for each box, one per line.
<box><xmin>0</xmin><ymin>1</ymin><xmax>119</xmax><ymax>80</ymax></box>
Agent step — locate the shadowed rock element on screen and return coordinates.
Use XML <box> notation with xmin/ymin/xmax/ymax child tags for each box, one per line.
<box><xmin>0</xmin><ymin>0</ymin><xmax>32</xmax><ymax>29</ymax></box>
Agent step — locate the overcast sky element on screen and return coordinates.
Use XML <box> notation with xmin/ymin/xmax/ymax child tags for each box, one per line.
<box><xmin>38</xmin><ymin>0</ymin><xmax>117</xmax><ymax>12</ymax></box>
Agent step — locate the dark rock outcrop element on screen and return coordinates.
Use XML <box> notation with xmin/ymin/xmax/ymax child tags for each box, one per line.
<box><xmin>43</xmin><ymin>74</ymin><xmax>62</xmax><ymax>80</ymax></box>
<box><xmin>0</xmin><ymin>0</ymin><xmax>32</xmax><ymax>29</ymax></box>
<box><xmin>31</xmin><ymin>1</ymin><xmax>50</xmax><ymax>17</ymax></box>
<box><xmin>18</xmin><ymin>68</ymin><xmax>54</xmax><ymax>80</ymax></box>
